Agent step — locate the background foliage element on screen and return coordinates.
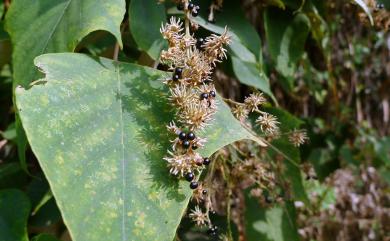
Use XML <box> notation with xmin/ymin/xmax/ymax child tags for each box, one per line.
<box><xmin>0</xmin><ymin>0</ymin><xmax>389</xmax><ymax>241</ymax></box>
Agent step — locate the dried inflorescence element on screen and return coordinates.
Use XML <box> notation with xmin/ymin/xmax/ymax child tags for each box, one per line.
<box><xmin>161</xmin><ymin>0</ymin><xmax>231</xmax><ymax>234</ymax></box>
<box><xmin>297</xmin><ymin>166</ymin><xmax>390</xmax><ymax>241</ymax></box>
<box><xmin>288</xmin><ymin>129</ymin><xmax>309</xmax><ymax>147</ymax></box>
<box><xmin>359</xmin><ymin>0</ymin><xmax>390</xmax><ymax>30</ymax></box>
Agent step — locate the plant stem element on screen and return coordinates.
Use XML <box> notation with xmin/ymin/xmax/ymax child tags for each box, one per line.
<box><xmin>113</xmin><ymin>43</ymin><xmax>120</xmax><ymax>61</ymax></box>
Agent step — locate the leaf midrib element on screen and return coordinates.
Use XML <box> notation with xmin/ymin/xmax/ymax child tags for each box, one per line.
<box><xmin>40</xmin><ymin>0</ymin><xmax>72</xmax><ymax>55</ymax></box>
<box><xmin>115</xmin><ymin>64</ymin><xmax>127</xmax><ymax>241</ymax></box>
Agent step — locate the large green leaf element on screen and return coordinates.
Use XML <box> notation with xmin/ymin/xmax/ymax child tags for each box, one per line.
<box><xmin>16</xmin><ymin>53</ymin><xmax>260</xmax><ymax>241</ymax></box>
<box><xmin>129</xmin><ymin>0</ymin><xmax>166</xmax><ymax>60</ymax></box>
<box><xmin>5</xmin><ymin>0</ymin><xmax>125</xmax><ymax>88</ymax></box>
<box><xmin>245</xmin><ymin>196</ymin><xmax>300</xmax><ymax>241</ymax></box>
<box><xmin>0</xmin><ymin>189</ymin><xmax>31</xmax><ymax>241</ymax></box>
<box><xmin>190</xmin><ymin>0</ymin><xmax>261</xmax><ymax>63</ymax></box>
<box><xmin>231</xmin><ymin>56</ymin><xmax>276</xmax><ymax>103</ymax></box>
<box><xmin>5</xmin><ymin>0</ymin><xmax>126</xmax><ymax>174</ymax></box>
<box><xmin>264</xmin><ymin>8</ymin><xmax>310</xmax><ymax>88</ymax></box>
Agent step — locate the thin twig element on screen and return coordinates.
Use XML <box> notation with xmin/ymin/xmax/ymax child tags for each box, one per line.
<box><xmin>113</xmin><ymin>43</ymin><xmax>120</xmax><ymax>61</ymax></box>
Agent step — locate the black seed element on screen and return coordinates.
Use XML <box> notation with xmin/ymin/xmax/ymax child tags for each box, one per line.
<box><xmin>202</xmin><ymin>189</ymin><xmax>207</xmax><ymax>195</ymax></box>
<box><xmin>183</xmin><ymin>140</ymin><xmax>191</xmax><ymax>149</ymax></box>
<box><xmin>172</xmin><ymin>74</ymin><xmax>180</xmax><ymax>81</ymax></box>
<box><xmin>188</xmin><ymin>3</ymin><xmax>194</xmax><ymax>10</ymax></box>
<box><xmin>192</xmin><ymin>144</ymin><xmax>198</xmax><ymax>150</ymax></box>
<box><xmin>191</xmin><ymin>10</ymin><xmax>199</xmax><ymax>17</ymax></box>
<box><xmin>178</xmin><ymin>132</ymin><xmax>187</xmax><ymax>140</ymax></box>
<box><xmin>203</xmin><ymin>157</ymin><xmax>211</xmax><ymax>165</ymax></box>
<box><xmin>190</xmin><ymin>181</ymin><xmax>199</xmax><ymax>189</ymax></box>
<box><xmin>209</xmin><ymin>90</ymin><xmax>216</xmax><ymax>98</ymax></box>
<box><xmin>175</xmin><ymin>67</ymin><xmax>183</xmax><ymax>77</ymax></box>
<box><xmin>177</xmin><ymin>3</ymin><xmax>184</xmax><ymax>10</ymax></box>
<box><xmin>187</xmin><ymin>132</ymin><xmax>196</xmax><ymax>140</ymax></box>
<box><xmin>185</xmin><ymin>172</ymin><xmax>195</xmax><ymax>182</ymax></box>
<box><xmin>377</xmin><ymin>3</ymin><xmax>385</xmax><ymax>9</ymax></box>
<box><xmin>207</xmin><ymin>226</ymin><xmax>218</xmax><ymax>236</ymax></box>
<box><xmin>196</xmin><ymin>38</ymin><xmax>204</xmax><ymax>50</ymax></box>
<box><xmin>200</xmin><ymin>93</ymin><xmax>209</xmax><ymax>100</ymax></box>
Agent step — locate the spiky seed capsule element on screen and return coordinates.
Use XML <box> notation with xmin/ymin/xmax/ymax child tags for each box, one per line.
<box><xmin>183</xmin><ymin>140</ymin><xmax>191</xmax><ymax>148</ymax></box>
<box><xmin>187</xmin><ymin>132</ymin><xmax>196</xmax><ymax>140</ymax></box>
<box><xmin>185</xmin><ymin>172</ymin><xmax>195</xmax><ymax>182</ymax></box>
<box><xmin>178</xmin><ymin>131</ymin><xmax>187</xmax><ymax>140</ymax></box>
<box><xmin>175</xmin><ymin>67</ymin><xmax>183</xmax><ymax>77</ymax></box>
<box><xmin>203</xmin><ymin>157</ymin><xmax>211</xmax><ymax>165</ymax></box>
<box><xmin>172</xmin><ymin>74</ymin><xmax>180</xmax><ymax>81</ymax></box>
<box><xmin>188</xmin><ymin>3</ymin><xmax>194</xmax><ymax>10</ymax></box>
<box><xmin>209</xmin><ymin>90</ymin><xmax>216</xmax><ymax>98</ymax></box>
<box><xmin>190</xmin><ymin>181</ymin><xmax>199</xmax><ymax>189</ymax></box>
<box><xmin>200</xmin><ymin>93</ymin><xmax>209</xmax><ymax>100</ymax></box>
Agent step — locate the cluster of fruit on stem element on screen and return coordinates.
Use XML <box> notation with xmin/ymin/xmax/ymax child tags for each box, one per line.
<box><xmin>160</xmin><ymin>0</ymin><xmax>230</xmax><ymax>235</ymax></box>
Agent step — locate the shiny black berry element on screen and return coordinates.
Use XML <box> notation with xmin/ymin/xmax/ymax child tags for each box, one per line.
<box><xmin>209</xmin><ymin>90</ymin><xmax>216</xmax><ymax>98</ymax></box>
<box><xmin>190</xmin><ymin>181</ymin><xmax>199</xmax><ymax>189</ymax></box>
<box><xmin>175</xmin><ymin>67</ymin><xmax>183</xmax><ymax>77</ymax></box>
<box><xmin>196</xmin><ymin>38</ymin><xmax>204</xmax><ymax>50</ymax></box>
<box><xmin>178</xmin><ymin>132</ymin><xmax>186</xmax><ymax>140</ymax></box>
<box><xmin>200</xmin><ymin>93</ymin><xmax>209</xmax><ymax>100</ymax></box>
<box><xmin>185</xmin><ymin>172</ymin><xmax>195</xmax><ymax>182</ymax></box>
<box><xmin>183</xmin><ymin>140</ymin><xmax>191</xmax><ymax>149</ymax></box>
<box><xmin>207</xmin><ymin>226</ymin><xmax>218</xmax><ymax>236</ymax></box>
<box><xmin>172</xmin><ymin>74</ymin><xmax>180</xmax><ymax>81</ymax></box>
<box><xmin>202</xmin><ymin>189</ymin><xmax>207</xmax><ymax>195</ymax></box>
<box><xmin>188</xmin><ymin>3</ymin><xmax>194</xmax><ymax>10</ymax></box>
<box><xmin>203</xmin><ymin>157</ymin><xmax>211</xmax><ymax>165</ymax></box>
<box><xmin>191</xmin><ymin>9</ymin><xmax>199</xmax><ymax>17</ymax></box>
<box><xmin>377</xmin><ymin>3</ymin><xmax>385</xmax><ymax>9</ymax></box>
<box><xmin>192</xmin><ymin>144</ymin><xmax>198</xmax><ymax>150</ymax></box>
<box><xmin>187</xmin><ymin>132</ymin><xmax>196</xmax><ymax>140</ymax></box>
<box><xmin>177</xmin><ymin>3</ymin><xmax>184</xmax><ymax>11</ymax></box>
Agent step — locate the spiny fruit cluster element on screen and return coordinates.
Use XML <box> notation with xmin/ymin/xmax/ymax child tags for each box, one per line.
<box><xmin>160</xmin><ymin>0</ymin><xmax>231</xmax><ymax>234</ymax></box>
